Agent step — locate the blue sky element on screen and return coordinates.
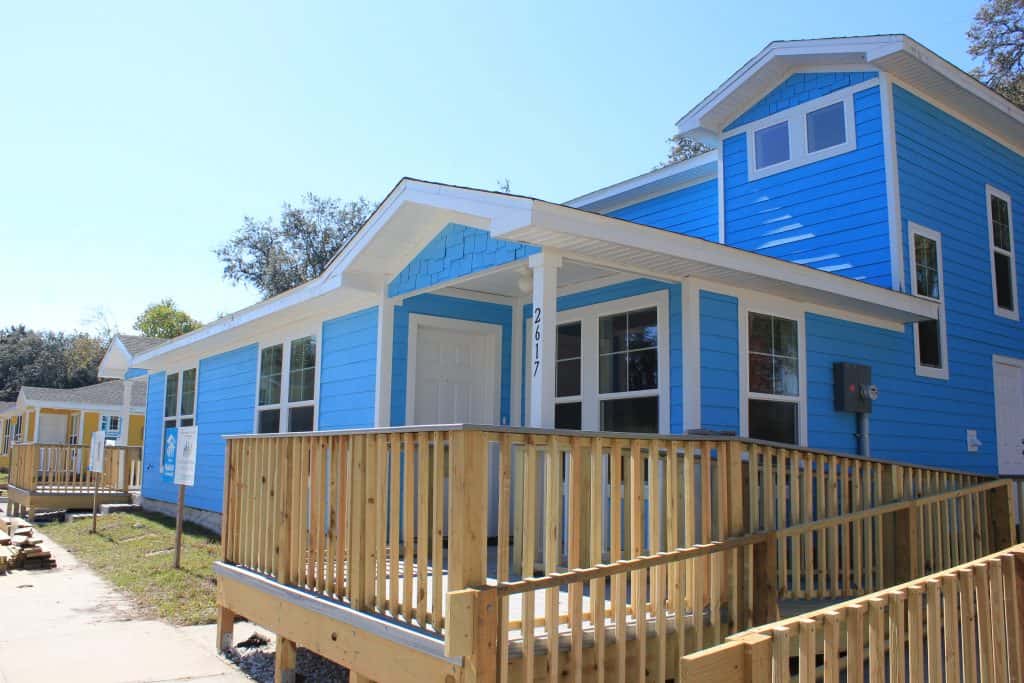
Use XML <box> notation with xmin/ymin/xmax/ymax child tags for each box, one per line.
<box><xmin>1</xmin><ymin>1</ymin><xmax>984</xmax><ymax>334</ymax></box>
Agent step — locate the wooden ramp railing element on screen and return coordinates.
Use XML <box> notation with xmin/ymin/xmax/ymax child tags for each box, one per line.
<box><xmin>682</xmin><ymin>540</ymin><xmax>1024</xmax><ymax>682</ymax></box>
<box><xmin>9</xmin><ymin>442</ymin><xmax>142</xmax><ymax>493</ymax></box>
<box><xmin>219</xmin><ymin>425</ymin><xmax>1003</xmax><ymax>683</ymax></box>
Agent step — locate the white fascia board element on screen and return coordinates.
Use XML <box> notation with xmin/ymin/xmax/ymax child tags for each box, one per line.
<box><xmin>500</xmin><ymin>201</ymin><xmax>938</xmax><ymax>323</ymax></box>
<box><xmin>565</xmin><ymin>150</ymin><xmax>719</xmax><ymax>213</ymax></box>
<box><xmin>23</xmin><ymin>399</ymin><xmax>132</xmax><ymax>413</ymax></box>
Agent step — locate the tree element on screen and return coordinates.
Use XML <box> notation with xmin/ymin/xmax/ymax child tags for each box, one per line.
<box><xmin>0</xmin><ymin>327</ymin><xmax>106</xmax><ymax>401</ymax></box>
<box><xmin>216</xmin><ymin>193</ymin><xmax>377</xmax><ymax>299</ymax></box>
<box><xmin>133</xmin><ymin>299</ymin><xmax>202</xmax><ymax>339</ymax></box>
<box><xmin>968</xmin><ymin>0</ymin><xmax>1024</xmax><ymax>108</ymax></box>
<box><xmin>661</xmin><ymin>133</ymin><xmax>713</xmax><ymax>168</ymax></box>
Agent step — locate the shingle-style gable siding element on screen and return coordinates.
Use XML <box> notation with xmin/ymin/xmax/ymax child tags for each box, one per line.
<box><xmin>387</xmin><ymin>223</ymin><xmax>538</xmax><ymax>298</ymax></box>
<box><xmin>141</xmin><ymin>346</ymin><xmax>258</xmax><ymax>511</ymax></box>
<box><xmin>699</xmin><ymin>290</ymin><xmax>739</xmax><ymax>432</ymax></box>
<box><xmin>722</xmin><ymin>86</ymin><xmax>891</xmax><ymax>287</ymax></box>
<box><xmin>608</xmin><ymin>179</ymin><xmax>719</xmax><ymax>242</ymax></box>
<box><xmin>891</xmin><ymin>84</ymin><xmax>1024</xmax><ymax>474</ymax></box>
<box><xmin>725</xmin><ymin>71</ymin><xmax>878</xmax><ymax>130</ymax></box>
<box><xmin>319</xmin><ymin>307</ymin><xmax>378</xmax><ymax>430</ymax></box>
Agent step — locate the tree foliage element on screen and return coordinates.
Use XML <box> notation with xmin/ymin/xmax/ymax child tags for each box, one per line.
<box><xmin>968</xmin><ymin>0</ymin><xmax>1024</xmax><ymax>107</ymax></box>
<box><xmin>661</xmin><ymin>133</ymin><xmax>713</xmax><ymax>168</ymax></box>
<box><xmin>133</xmin><ymin>298</ymin><xmax>202</xmax><ymax>339</ymax></box>
<box><xmin>216</xmin><ymin>193</ymin><xmax>377</xmax><ymax>299</ymax></box>
<box><xmin>0</xmin><ymin>327</ymin><xmax>106</xmax><ymax>402</ymax></box>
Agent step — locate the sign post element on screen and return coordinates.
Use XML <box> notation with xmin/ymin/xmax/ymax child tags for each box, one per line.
<box><xmin>172</xmin><ymin>426</ymin><xmax>198</xmax><ymax>569</ymax></box>
<box><xmin>88</xmin><ymin>431</ymin><xmax>107</xmax><ymax>534</ymax></box>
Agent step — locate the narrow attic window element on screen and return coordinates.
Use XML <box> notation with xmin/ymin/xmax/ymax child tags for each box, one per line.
<box><xmin>806</xmin><ymin>101</ymin><xmax>847</xmax><ymax>153</ymax></box>
<box><xmin>754</xmin><ymin>121</ymin><xmax>790</xmax><ymax>169</ymax></box>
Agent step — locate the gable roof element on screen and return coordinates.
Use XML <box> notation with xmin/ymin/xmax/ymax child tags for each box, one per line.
<box><xmin>676</xmin><ymin>35</ymin><xmax>1024</xmax><ymax>153</ymax></box>
<box><xmin>118</xmin><ymin>335</ymin><xmax>166</xmax><ymax>356</ymax></box>
<box><xmin>131</xmin><ymin>177</ymin><xmax>939</xmax><ymax>369</ymax></box>
<box><xmin>98</xmin><ymin>334</ymin><xmax>167</xmax><ymax>379</ymax></box>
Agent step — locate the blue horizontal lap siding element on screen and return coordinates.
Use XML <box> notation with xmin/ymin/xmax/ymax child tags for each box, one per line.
<box><xmin>805</xmin><ymin>314</ymin><xmax>998</xmax><ymax>473</ymax></box>
<box><xmin>723</xmin><ymin>85</ymin><xmax>891</xmax><ymax>287</ymax></box>
<box><xmin>557</xmin><ymin>278</ymin><xmax>683</xmax><ymax>434</ymax></box>
<box><xmin>699</xmin><ymin>291</ymin><xmax>739</xmax><ymax>432</ymax></box>
<box><xmin>391</xmin><ymin>293</ymin><xmax>513</xmax><ymax>427</ymax></box>
<box><xmin>608</xmin><ymin>180</ymin><xmax>719</xmax><ymax>242</ymax></box>
<box><xmin>387</xmin><ymin>223</ymin><xmax>538</xmax><ymax>298</ymax></box>
<box><xmin>319</xmin><ymin>307</ymin><xmax>378</xmax><ymax>430</ymax></box>
<box><xmin>725</xmin><ymin>71</ymin><xmax>877</xmax><ymax>130</ymax></box>
<box><xmin>141</xmin><ymin>371</ymin><xmax>166</xmax><ymax>502</ymax></box>
<box><xmin>892</xmin><ymin>85</ymin><xmax>1024</xmax><ymax>475</ymax></box>
<box><xmin>140</xmin><ymin>346</ymin><xmax>259</xmax><ymax>511</ymax></box>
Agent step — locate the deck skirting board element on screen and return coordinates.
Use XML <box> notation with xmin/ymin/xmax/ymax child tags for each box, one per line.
<box><xmin>214</xmin><ymin>562</ymin><xmax>463</xmax><ymax>679</ymax></box>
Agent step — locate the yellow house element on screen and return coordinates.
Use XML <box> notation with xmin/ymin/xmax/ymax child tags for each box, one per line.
<box><xmin>0</xmin><ymin>379</ymin><xmax>147</xmax><ymax>454</ymax></box>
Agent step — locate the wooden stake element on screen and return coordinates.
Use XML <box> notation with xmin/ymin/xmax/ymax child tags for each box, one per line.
<box><xmin>173</xmin><ymin>484</ymin><xmax>185</xmax><ymax>569</ymax></box>
<box><xmin>91</xmin><ymin>472</ymin><xmax>100</xmax><ymax>534</ymax></box>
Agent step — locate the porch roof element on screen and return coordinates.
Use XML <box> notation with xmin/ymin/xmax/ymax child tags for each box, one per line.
<box><xmin>135</xmin><ymin>179</ymin><xmax>933</xmax><ymax>368</ymax></box>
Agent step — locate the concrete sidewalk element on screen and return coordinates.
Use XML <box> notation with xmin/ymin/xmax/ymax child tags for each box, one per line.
<box><xmin>0</xmin><ymin>526</ymin><xmax>251</xmax><ymax>683</ymax></box>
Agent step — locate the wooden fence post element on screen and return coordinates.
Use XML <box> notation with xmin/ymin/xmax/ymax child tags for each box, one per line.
<box><xmin>881</xmin><ymin>465</ymin><xmax>903</xmax><ymax>587</ymax></box>
<box><xmin>445</xmin><ymin>587</ymin><xmax>499</xmax><ymax>682</ymax></box>
<box><xmin>447</xmin><ymin>430</ymin><xmax>488</xmax><ymax>591</ymax></box>
<box><xmin>892</xmin><ymin>501</ymin><xmax>921</xmax><ymax>584</ymax></box>
<box><xmin>274</xmin><ymin>441</ymin><xmax>293</xmax><ymax>584</ymax></box>
<box><xmin>988</xmin><ymin>481</ymin><xmax>1016</xmax><ymax>551</ymax></box>
<box><xmin>752</xmin><ymin>532</ymin><xmax>779</xmax><ymax>625</ymax></box>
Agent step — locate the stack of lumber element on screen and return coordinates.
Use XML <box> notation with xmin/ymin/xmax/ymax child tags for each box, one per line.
<box><xmin>0</xmin><ymin>517</ymin><xmax>56</xmax><ymax>573</ymax></box>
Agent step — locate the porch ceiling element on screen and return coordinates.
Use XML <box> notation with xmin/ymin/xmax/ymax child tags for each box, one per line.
<box><xmin>436</xmin><ymin>260</ymin><xmax>620</xmax><ymax>300</ymax></box>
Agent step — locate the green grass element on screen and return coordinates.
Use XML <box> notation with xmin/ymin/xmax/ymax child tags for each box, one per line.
<box><xmin>44</xmin><ymin>511</ymin><xmax>220</xmax><ymax>625</ymax></box>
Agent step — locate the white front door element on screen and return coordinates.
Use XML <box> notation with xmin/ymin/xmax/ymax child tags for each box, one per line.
<box><xmin>995</xmin><ymin>357</ymin><xmax>1024</xmax><ymax>475</ymax></box>
<box><xmin>409</xmin><ymin>315</ymin><xmax>501</xmax><ymax>426</ymax></box>
<box><xmin>409</xmin><ymin>315</ymin><xmax>502</xmax><ymax>536</ymax></box>
<box><xmin>38</xmin><ymin>413</ymin><xmax>67</xmax><ymax>444</ymax></box>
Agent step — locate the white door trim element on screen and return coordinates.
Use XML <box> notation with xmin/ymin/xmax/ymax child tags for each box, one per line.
<box><xmin>994</xmin><ymin>354</ymin><xmax>1024</xmax><ymax>475</ymax></box>
<box><xmin>406</xmin><ymin>313</ymin><xmax>503</xmax><ymax>426</ymax></box>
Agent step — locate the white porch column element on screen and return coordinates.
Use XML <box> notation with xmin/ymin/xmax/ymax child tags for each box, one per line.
<box><xmin>374</xmin><ymin>292</ymin><xmax>395</xmax><ymax>427</ymax></box>
<box><xmin>528</xmin><ymin>252</ymin><xmax>561</xmax><ymax>428</ymax></box>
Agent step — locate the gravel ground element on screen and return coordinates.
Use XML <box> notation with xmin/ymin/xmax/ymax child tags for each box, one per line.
<box><xmin>223</xmin><ymin>630</ymin><xmax>350</xmax><ymax>683</ymax></box>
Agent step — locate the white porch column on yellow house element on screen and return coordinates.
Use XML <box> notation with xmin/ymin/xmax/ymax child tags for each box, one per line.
<box><xmin>528</xmin><ymin>251</ymin><xmax>561</xmax><ymax>428</ymax></box>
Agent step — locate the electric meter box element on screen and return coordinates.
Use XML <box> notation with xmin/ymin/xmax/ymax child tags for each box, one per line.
<box><xmin>834</xmin><ymin>362</ymin><xmax>873</xmax><ymax>413</ymax></box>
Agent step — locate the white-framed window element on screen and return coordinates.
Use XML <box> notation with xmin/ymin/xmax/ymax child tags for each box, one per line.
<box><xmin>987</xmin><ymin>185</ymin><xmax>1018</xmax><ymax>320</ymax></box>
<box><xmin>745</xmin><ymin>311</ymin><xmax>802</xmax><ymax>445</ymax></box>
<box><xmin>745</xmin><ymin>89</ymin><xmax>858</xmax><ymax>180</ymax></box>
<box><xmin>1</xmin><ymin>419</ymin><xmax>11</xmax><ymax>454</ymax></box>
<box><xmin>909</xmin><ymin>223</ymin><xmax>949</xmax><ymax>380</ymax></box>
<box><xmin>256</xmin><ymin>335</ymin><xmax>318</xmax><ymax>434</ymax></box>
<box><xmin>165</xmin><ymin>367</ymin><xmax>198</xmax><ymax>433</ymax></box>
<box><xmin>13</xmin><ymin>415</ymin><xmax>23</xmax><ymax>444</ymax></box>
<box><xmin>552</xmin><ymin>291</ymin><xmax>670</xmax><ymax>434</ymax></box>
<box><xmin>100</xmin><ymin>415</ymin><xmax>122</xmax><ymax>437</ymax></box>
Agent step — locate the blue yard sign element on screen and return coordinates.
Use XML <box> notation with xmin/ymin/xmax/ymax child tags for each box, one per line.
<box><xmin>162</xmin><ymin>427</ymin><xmax>178</xmax><ymax>482</ymax></box>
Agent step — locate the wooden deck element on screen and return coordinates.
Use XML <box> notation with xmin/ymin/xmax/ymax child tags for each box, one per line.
<box><xmin>5</xmin><ymin>443</ymin><xmax>141</xmax><ymax>519</ymax></box>
<box><xmin>212</xmin><ymin>426</ymin><xmax>1012</xmax><ymax>682</ymax></box>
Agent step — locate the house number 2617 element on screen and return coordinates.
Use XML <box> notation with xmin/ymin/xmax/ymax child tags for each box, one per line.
<box><xmin>532</xmin><ymin>306</ymin><xmax>542</xmax><ymax>377</ymax></box>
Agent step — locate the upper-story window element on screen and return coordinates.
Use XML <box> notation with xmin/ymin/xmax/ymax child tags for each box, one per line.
<box><xmin>987</xmin><ymin>186</ymin><xmax>1018</xmax><ymax>320</ymax></box>
<box><xmin>909</xmin><ymin>224</ymin><xmax>949</xmax><ymax>379</ymax></box>
<box><xmin>747</xmin><ymin>312</ymin><xmax>800</xmax><ymax>444</ymax></box>
<box><xmin>746</xmin><ymin>90</ymin><xmax>857</xmax><ymax>180</ymax></box>
<box><xmin>257</xmin><ymin>336</ymin><xmax>318</xmax><ymax>434</ymax></box>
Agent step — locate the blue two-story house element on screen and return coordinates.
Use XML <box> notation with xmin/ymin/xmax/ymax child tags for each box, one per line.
<box><xmin>115</xmin><ymin>35</ymin><xmax>1024</xmax><ymax>525</ymax></box>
